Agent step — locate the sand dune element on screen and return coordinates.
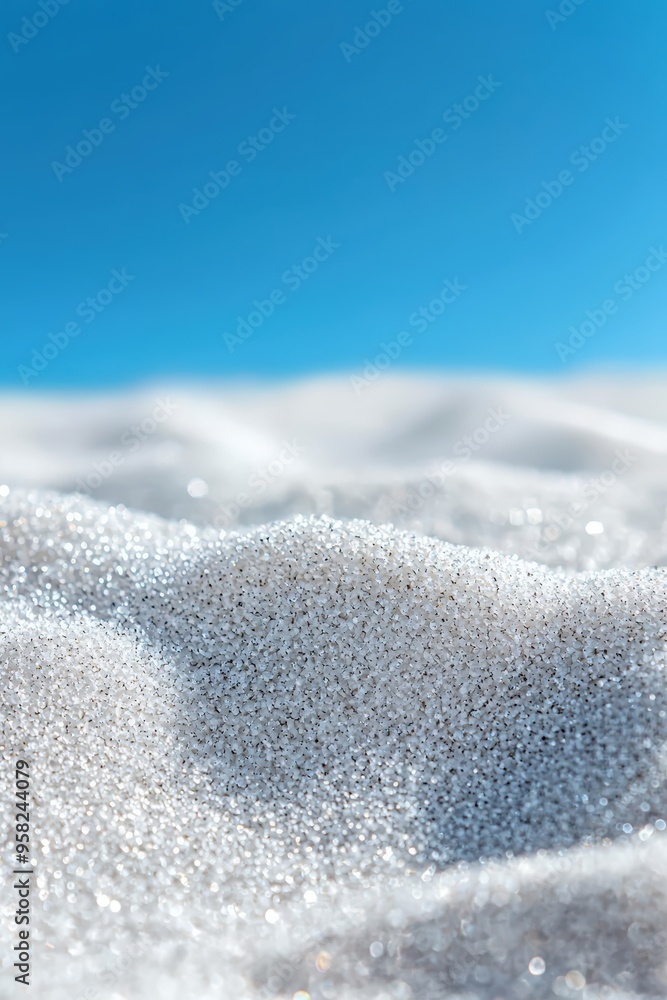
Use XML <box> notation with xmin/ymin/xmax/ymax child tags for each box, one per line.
<box><xmin>2</xmin><ymin>375</ymin><xmax>667</xmax><ymax>998</ymax></box>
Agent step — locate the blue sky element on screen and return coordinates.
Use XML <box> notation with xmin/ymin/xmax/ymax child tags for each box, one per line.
<box><xmin>1</xmin><ymin>0</ymin><xmax>666</xmax><ymax>388</ymax></box>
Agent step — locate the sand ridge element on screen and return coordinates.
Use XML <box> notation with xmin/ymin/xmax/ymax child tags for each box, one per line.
<box><xmin>2</xmin><ymin>489</ymin><xmax>667</xmax><ymax>996</ymax></box>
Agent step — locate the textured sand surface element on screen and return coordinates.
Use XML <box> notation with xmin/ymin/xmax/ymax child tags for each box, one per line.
<box><xmin>2</xmin><ymin>375</ymin><xmax>667</xmax><ymax>998</ymax></box>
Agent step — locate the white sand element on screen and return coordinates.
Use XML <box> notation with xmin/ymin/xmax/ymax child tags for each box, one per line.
<box><xmin>2</xmin><ymin>374</ymin><xmax>667</xmax><ymax>998</ymax></box>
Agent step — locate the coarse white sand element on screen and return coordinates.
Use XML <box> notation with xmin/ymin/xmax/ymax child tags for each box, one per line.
<box><xmin>2</xmin><ymin>374</ymin><xmax>667</xmax><ymax>999</ymax></box>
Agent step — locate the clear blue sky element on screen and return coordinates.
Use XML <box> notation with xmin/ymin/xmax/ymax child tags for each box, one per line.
<box><xmin>1</xmin><ymin>0</ymin><xmax>666</xmax><ymax>388</ymax></box>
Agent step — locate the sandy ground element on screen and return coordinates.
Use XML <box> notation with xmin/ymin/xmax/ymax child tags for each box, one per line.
<box><xmin>2</xmin><ymin>373</ymin><xmax>667</xmax><ymax>999</ymax></box>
